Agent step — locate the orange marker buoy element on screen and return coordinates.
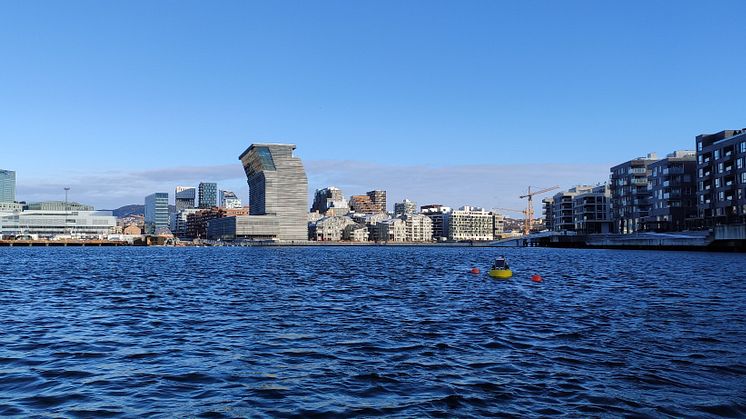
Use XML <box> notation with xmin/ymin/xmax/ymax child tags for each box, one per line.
<box><xmin>531</xmin><ymin>274</ymin><xmax>543</xmax><ymax>282</ymax></box>
<box><xmin>471</xmin><ymin>268</ymin><xmax>481</xmax><ymax>274</ymax></box>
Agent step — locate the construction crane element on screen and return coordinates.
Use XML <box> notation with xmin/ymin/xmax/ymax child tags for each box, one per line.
<box><xmin>518</xmin><ymin>185</ymin><xmax>559</xmax><ymax>236</ymax></box>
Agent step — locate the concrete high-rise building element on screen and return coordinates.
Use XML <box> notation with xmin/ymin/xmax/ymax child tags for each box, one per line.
<box><xmin>696</xmin><ymin>129</ymin><xmax>746</xmax><ymax>225</ymax></box>
<box><xmin>350</xmin><ymin>195</ymin><xmax>378</xmax><ymax>214</ymax></box>
<box><xmin>646</xmin><ymin>151</ymin><xmax>697</xmax><ymax>231</ymax></box>
<box><xmin>366</xmin><ymin>190</ymin><xmax>387</xmax><ymax>213</ymax></box>
<box><xmin>0</xmin><ymin>169</ymin><xmax>16</xmax><ymax>203</ymax></box>
<box><xmin>394</xmin><ymin>199</ymin><xmax>417</xmax><ymax>216</ymax></box>
<box><xmin>198</xmin><ymin>182</ymin><xmax>218</xmax><ymax>208</ymax></box>
<box><xmin>219</xmin><ymin>190</ymin><xmax>242</xmax><ymax>209</ymax></box>
<box><xmin>145</xmin><ymin>192</ymin><xmax>170</xmax><ymax>234</ymax></box>
<box><xmin>215</xmin><ymin>143</ymin><xmax>308</xmax><ymax>241</ymax></box>
<box><xmin>610</xmin><ymin>153</ymin><xmax>658</xmax><ymax>234</ymax></box>
<box><xmin>175</xmin><ymin>186</ymin><xmax>196</xmax><ymax>212</ymax></box>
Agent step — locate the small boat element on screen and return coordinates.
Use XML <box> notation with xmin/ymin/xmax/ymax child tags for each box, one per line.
<box><xmin>488</xmin><ymin>256</ymin><xmax>513</xmax><ymax>279</ymax></box>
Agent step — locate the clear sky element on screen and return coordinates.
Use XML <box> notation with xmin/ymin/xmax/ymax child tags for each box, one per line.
<box><xmin>1</xmin><ymin>1</ymin><xmax>744</xmax><ymax>211</ymax></box>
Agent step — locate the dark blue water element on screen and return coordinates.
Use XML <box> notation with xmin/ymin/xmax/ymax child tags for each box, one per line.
<box><xmin>0</xmin><ymin>247</ymin><xmax>745</xmax><ymax>417</ymax></box>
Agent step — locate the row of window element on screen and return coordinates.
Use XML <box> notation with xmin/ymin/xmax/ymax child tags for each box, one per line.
<box><xmin>697</xmin><ymin>140</ymin><xmax>746</xmax><ymax>153</ymax></box>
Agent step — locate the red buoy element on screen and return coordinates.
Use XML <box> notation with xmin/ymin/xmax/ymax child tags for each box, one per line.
<box><xmin>471</xmin><ymin>268</ymin><xmax>481</xmax><ymax>274</ymax></box>
<box><xmin>531</xmin><ymin>274</ymin><xmax>543</xmax><ymax>282</ymax></box>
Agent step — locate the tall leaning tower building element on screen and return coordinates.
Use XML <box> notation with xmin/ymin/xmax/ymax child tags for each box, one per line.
<box><xmin>239</xmin><ymin>144</ymin><xmax>308</xmax><ymax>241</ymax></box>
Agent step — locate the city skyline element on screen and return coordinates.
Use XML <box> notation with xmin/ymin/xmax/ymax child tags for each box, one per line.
<box><xmin>2</xmin><ymin>1</ymin><xmax>745</xmax><ymax>210</ymax></box>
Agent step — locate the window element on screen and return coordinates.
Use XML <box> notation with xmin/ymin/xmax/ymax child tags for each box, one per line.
<box><xmin>718</xmin><ymin>163</ymin><xmax>724</xmax><ymax>173</ymax></box>
<box><xmin>719</xmin><ymin>191</ymin><xmax>724</xmax><ymax>201</ymax></box>
<box><xmin>715</xmin><ymin>178</ymin><xmax>721</xmax><ymax>188</ymax></box>
<box><xmin>698</xmin><ymin>155</ymin><xmax>703</xmax><ymax>164</ymax></box>
<box><xmin>742</xmin><ymin>172</ymin><xmax>746</xmax><ymax>184</ymax></box>
<box><xmin>715</xmin><ymin>150</ymin><xmax>721</xmax><ymax>159</ymax></box>
<box><xmin>741</xmin><ymin>142</ymin><xmax>746</xmax><ymax>153</ymax></box>
<box><xmin>698</xmin><ymin>142</ymin><xmax>703</xmax><ymax>151</ymax></box>
<box><xmin>739</xmin><ymin>158</ymin><xmax>744</xmax><ymax>169</ymax></box>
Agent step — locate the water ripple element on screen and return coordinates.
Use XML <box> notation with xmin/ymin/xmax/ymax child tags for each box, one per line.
<box><xmin>0</xmin><ymin>246</ymin><xmax>744</xmax><ymax>416</ymax></box>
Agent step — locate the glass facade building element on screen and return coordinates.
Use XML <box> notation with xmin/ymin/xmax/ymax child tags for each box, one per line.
<box><xmin>198</xmin><ymin>182</ymin><xmax>217</xmax><ymax>209</ymax></box>
<box><xmin>175</xmin><ymin>186</ymin><xmax>196</xmax><ymax>212</ymax></box>
<box><xmin>145</xmin><ymin>192</ymin><xmax>170</xmax><ymax>234</ymax></box>
<box><xmin>0</xmin><ymin>169</ymin><xmax>16</xmax><ymax>203</ymax></box>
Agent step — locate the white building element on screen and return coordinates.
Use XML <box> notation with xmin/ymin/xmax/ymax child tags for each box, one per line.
<box><xmin>219</xmin><ymin>190</ymin><xmax>243</xmax><ymax>209</ymax></box>
<box><xmin>446</xmin><ymin>206</ymin><xmax>494</xmax><ymax>241</ymax></box>
<box><xmin>400</xmin><ymin>213</ymin><xmax>433</xmax><ymax>242</ymax></box>
<box><xmin>0</xmin><ymin>210</ymin><xmax>116</xmax><ymax>239</ymax></box>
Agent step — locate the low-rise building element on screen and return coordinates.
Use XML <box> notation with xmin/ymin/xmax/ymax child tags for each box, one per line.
<box><xmin>187</xmin><ymin>207</ymin><xmax>249</xmax><ymax>239</ymax></box>
<box><xmin>343</xmin><ymin>223</ymin><xmax>369</xmax><ymax>242</ymax></box>
<box><xmin>376</xmin><ymin>218</ymin><xmax>407</xmax><ymax>242</ymax></box>
<box><xmin>123</xmin><ymin>224</ymin><xmax>142</xmax><ymax>235</ymax></box>
<box><xmin>353</xmin><ymin>212</ymin><xmax>391</xmax><ymax>241</ymax></box>
<box><xmin>0</xmin><ymin>210</ymin><xmax>116</xmax><ymax>238</ymax></box>
<box><xmin>309</xmin><ymin>215</ymin><xmax>356</xmax><ymax>241</ymax></box>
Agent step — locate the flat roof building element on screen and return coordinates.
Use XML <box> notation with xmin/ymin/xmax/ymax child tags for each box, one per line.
<box><xmin>696</xmin><ymin>129</ymin><xmax>746</xmax><ymax>225</ymax></box>
<box><xmin>0</xmin><ymin>169</ymin><xmax>16</xmax><ymax>203</ymax></box>
<box><xmin>198</xmin><ymin>182</ymin><xmax>218</xmax><ymax>209</ymax></box>
<box><xmin>175</xmin><ymin>186</ymin><xmax>196</xmax><ymax>212</ymax></box>
<box><xmin>145</xmin><ymin>192</ymin><xmax>170</xmax><ymax>234</ymax></box>
<box><xmin>646</xmin><ymin>151</ymin><xmax>697</xmax><ymax>231</ymax></box>
<box><xmin>610</xmin><ymin>154</ymin><xmax>658</xmax><ymax>234</ymax></box>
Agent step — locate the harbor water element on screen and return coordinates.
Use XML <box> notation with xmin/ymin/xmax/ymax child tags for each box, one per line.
<box><xmin>0</xmin><ymin>247</ymin><xmax>745</xmax><ymax>417</ymax></box>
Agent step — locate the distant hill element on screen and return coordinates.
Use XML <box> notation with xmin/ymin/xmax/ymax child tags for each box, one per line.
<box><xmin>111</xmin><ymin>204</ymin><xmax>177</xmax><ymax>218</ymax></box>
<box><xmin>112</xmin><ymin>204</ymin><xmax>144</xmax><ymax>218</ymax></box>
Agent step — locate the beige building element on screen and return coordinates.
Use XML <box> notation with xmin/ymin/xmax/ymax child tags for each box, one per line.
<box><xmin>123</xmin><ymin>224</ymin><xmax>142</xmax><ymax>235</ymax></box>
<box><xmin>376</xmin><ymin>218</ymin><xmax>407</xmax><ymax>242</ymax></box>
<box><xmin>343</xmin><ymin>223</ymin><xmax>369</xmax><ymax>242</ymax></box>
<box><xmin>311</xmin><ymin>216</ymin><xmax>356</xmax><ymax>241</ymax></box>
<box><xmin>400</xmin><ymin>213</ymin><xmax>433</xmax><ymax>242</ymax></box>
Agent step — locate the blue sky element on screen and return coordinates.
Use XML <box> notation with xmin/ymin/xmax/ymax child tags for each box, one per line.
<box><xmin>1</xmin><ymin>1</ymin><xmax>744</xmax><ymax>211</ymax></box>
